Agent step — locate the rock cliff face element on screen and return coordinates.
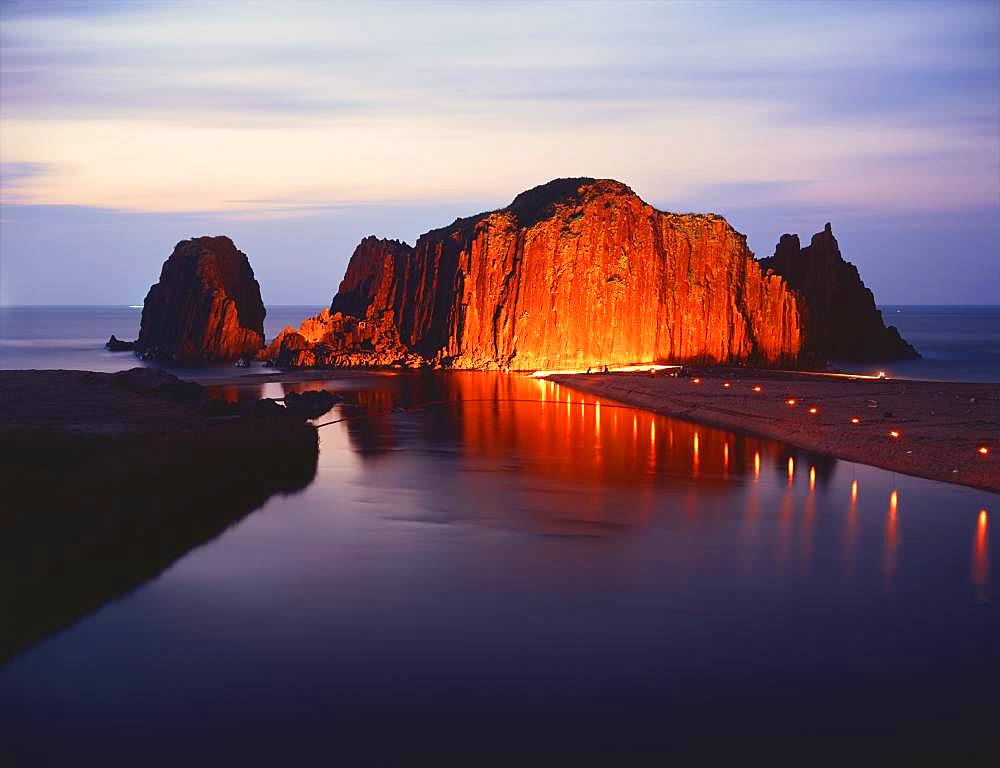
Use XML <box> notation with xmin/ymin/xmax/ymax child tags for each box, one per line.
<box><xmin>137</xmin><ymin>236</ymin><xmax>266</xmax><ymax>363</ymax></box>
<box><xmin>266</xmin><ymin>178</ymin><xmax>805</xmax><ymax>370</ymax></box>
<box><xmin>759</xmin><ymin>224</ymin><xmax>919</xmax><ymax>362</ymax></box>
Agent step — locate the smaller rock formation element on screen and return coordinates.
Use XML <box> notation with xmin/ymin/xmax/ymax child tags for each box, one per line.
<box><xmin>136</xmin><ymin>236</ymin><xmax>266</xmax><ymax>364</ymax></box>
<box><xmin>284</xmin><ymin>390</ymin><xmax>341</xmax><ymax>419</ymax></box>
<box><xmin>105</xmin><ymin>335</ymin><xmax>135</xmax><ymax>352</ymax></box>
<box><xmin>759</xmin><ymin>224</ymin><xmax>918</xmax><ymax>362</ymax></box>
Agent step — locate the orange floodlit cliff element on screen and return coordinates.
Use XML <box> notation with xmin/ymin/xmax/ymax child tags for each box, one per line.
<box><xmin>265</xmin><ymin>178</ymin><xmax>806</xmax><ymax>369</ymax></box>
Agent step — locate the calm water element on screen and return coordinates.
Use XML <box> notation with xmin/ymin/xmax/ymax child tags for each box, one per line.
<box><xmin>842</xmin><ymin>305</ymin><xmax>1000</xmax><ymax>382</ymax></box>
<box><xmin>2</xmin><ymin>371</ymin><xmax>998</xmax><ymax>758</ymax></box>
<box><xmin>1</xmin><ymin>307</ymin><xmax>998</xmax><ymax>757</ymax></box>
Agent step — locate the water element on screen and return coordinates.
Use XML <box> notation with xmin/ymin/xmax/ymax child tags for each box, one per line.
<box><xmin>1</xmin><ymin>307</ymin><xmax>998</xmax><ymax>757</ymax></box>
<box><xmin>841</xmin><ymin>305</ymin><xmax>1000</xmax><ymax>382</ymax></box>
<box><xmin>0</xmin><ymin>305</ymin><xmax>322</xmax><ymax>375</ymax></box>
<box><xmin>1</xmin><ymin>370</ymin><xmax>997</xmax><ymax>758</ymax></box>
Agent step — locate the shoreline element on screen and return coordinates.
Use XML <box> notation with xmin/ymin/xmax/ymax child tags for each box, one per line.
<box><xmin>110</xmin><ymin>364</ymin><xmax>1000</xmax><ymax>493</ymax></box>
<box><xmin>550</xmin><ymin>369</ymin><xmax>999</xmax><ymax>493</ymax></box>
<box><xmin>0</xmin><ymin>369</ymin><xmax>319</xmax><ymax>663</ymax></box>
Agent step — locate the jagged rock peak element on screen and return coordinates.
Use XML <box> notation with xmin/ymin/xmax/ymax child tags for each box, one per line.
<box><xmin>760</xmin><ymin>224</ymin><xmax>918</xmax><ymax>362</ymax></box>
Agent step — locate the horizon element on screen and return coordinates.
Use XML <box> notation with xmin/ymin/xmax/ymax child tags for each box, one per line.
<box><xmin>2</xmin><ymin>0</ymin><xmax>998</xmax><ymax>305</ymax></box>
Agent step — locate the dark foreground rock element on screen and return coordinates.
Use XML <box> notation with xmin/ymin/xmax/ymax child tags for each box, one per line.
<box><xmin>105</xmin><ymin>334</ymin><xmax>135</xmax><ymax>351</ymax></box>
<box><xmin>136</xmin><ymin>236</ymin><xmax>266</xmax><ymax>364</ymax></box>
<box><xmin>759</xmin><ymin>224</ymin><xmax>919</xmax><ymax>362</ymax></box>
<box><xmin>284</xmin><ymin>389</ymin><xmax>341</xmax><ymax>419</ymax></box>
<box><xmin>0</xmin><ymin>369</ymin><xmax>318</xmax><ymax>664</ymax></box>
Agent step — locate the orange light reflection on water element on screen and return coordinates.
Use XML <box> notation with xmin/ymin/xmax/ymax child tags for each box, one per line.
<box><xmin>844</xmin><ymin>479</ymin><xmax>859</xmax><ymax>575</ymax></box>
<box><xmin>973</xmin><ymin>509</ymin><xmax>989</xmax><ymax>598</ymax></box>
<box><xmin>884</xmin><ymin>490</ymin><xmax>899</xmax><ymax>587</ymax></box>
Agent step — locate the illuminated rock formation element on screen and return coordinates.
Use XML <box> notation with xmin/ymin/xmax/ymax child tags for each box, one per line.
<box><xmin>759</xmin><ymin>224</ymin><xmax>919</xmax><ymax>362</ymax></box>
<box><xmin>137</xmin><ymin>236</ymin><xmax>266</xmax><ymax>363</ymax></box>
<box><xmin>266</xmin><ymin>178</ymin><xmax>805</xmax><ymax>369</ymax></box>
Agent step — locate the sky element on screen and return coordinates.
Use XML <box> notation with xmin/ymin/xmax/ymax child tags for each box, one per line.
<box><xmin>1</xmin><ymin>0</ymin><xmax>998</xmax><ymax>305</ymax></box>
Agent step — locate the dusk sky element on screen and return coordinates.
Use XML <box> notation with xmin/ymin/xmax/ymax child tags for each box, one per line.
<box><xmin>1</xmin><ymin>0</ymin><xmax>997</xmax><ymax>305</ymax></box>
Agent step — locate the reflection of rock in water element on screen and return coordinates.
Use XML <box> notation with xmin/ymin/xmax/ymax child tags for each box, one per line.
<box><xmin>0</xmin><ymin>398</ymin><xmax>318</xmax><ymax>665</ymax></box>
<box><xmin>331</xmin><ymin>372</ymin><xmax>825</xmax><ymax>495</ymax></box>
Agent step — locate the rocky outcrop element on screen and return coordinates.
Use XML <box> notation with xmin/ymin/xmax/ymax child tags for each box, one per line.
<box><xmin>105</xmin><ymin>335</ymin><xmax>135</xmax><ymax>351</ymax></box>
<box><xmin>265</xmin><ymin>178</ymin><xmax>805</xmax><ymax>370</ymax></box>
<box><xmin>136</xmin><ymin>236</ymin><xmax>266</xmax><ymax>364</ymax></box>
<box><xmin>759</xmin><ymin>224</ymin><xmax>919</xmax><ymax>362</ymax></box>
<box><xmin>283</xmin><ymin>390</ymin><xmax>341</xmax><ymax>419</ymax></box>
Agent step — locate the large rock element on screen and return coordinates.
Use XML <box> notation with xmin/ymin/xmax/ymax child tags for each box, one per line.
<box><xmin>136</xmin><ymin>236</ymin><xmax>266</xmax><ymax>363</ymax></box>
<box><xmin>759</xmin><ymin>224</ymin><xmax>919</xmax><ymax>362</ymax></box>
<box><xmin>265</xmin><ymin>178</ymin><xmax>805</xmax><ymax>370</ymax></box>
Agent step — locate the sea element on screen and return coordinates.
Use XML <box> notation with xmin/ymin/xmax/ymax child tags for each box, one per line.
<box><xmin>1</xmin><ymin>305</ymin><xmax>998</xmax><ymax>758</ymax></box>
<box><xmin>1</xmin><ymin>304</ymin><xmax>998</xmax><ymax>382</ymax></box>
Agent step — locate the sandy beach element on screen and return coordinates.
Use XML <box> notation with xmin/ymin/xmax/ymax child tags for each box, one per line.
<box><xmin>550</xmin><ymin>369</ymin><xmax>1000</xmax><ymax>492</ymax></box>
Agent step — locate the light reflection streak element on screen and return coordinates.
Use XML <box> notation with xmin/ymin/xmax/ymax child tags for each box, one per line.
<box><xmin>649</xmin><ymin>418</ymin><xmax>656</xmax><ymax>473</ymax></box>
<box><xmin>973</xmin><ymin>509</ymin><xmax>989</xmax><ymax>599</ymax></box>
<box><xmin>809</xmin><ymin>466</ymin><xmax>816</xmax><ymax>493</ymax></box>
<box><xmin>692</xmin><ymin>432</ymin><xmax>700</xmax><ymax>478</ymax></box>
<box><xmin>787</xmin><ymin>456</ymin><xmax>794</xmax><ymax>486</ymax></box>
<box><xmin>844</xmin><ymin>479</ymin><xmax>859</xmax><ymax>575</ymax></box>
<box><xmin>754</xmin><ymin>451</ymin><xmax>760</xmax><ymax>481</ymax></box>
<box><xmin>884</xmin><ymin>490</ymin><xmax>899</xmax><ymax>588</ymax></box>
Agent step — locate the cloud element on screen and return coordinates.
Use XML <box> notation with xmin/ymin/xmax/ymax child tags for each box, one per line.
<box><xmin>0</xmin><ymin>0</ymin><xmax>996</xmax><ymax>217</ymax></box>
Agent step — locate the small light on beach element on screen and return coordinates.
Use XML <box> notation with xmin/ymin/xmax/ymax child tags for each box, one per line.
<box><xmin>808</xmin><ymin>407</ymin><xmax>818</xmax><ymax>415</ymax></box>
<box><xmin>851</xmin><ymin>479</ymin><xmax>858</xmax><ymax>502</ymax></box>
<box><xmin>979</xmin><ymin>446</ymin><xmax>990</xmax><ymax>455</ymax></box>
<box><xmin>851</xmin><ymin>417</ymin><xmax>860</xmax><ymax>424</ymax></box>
<box><xmin>786</xmin><ymin>398</ymin><xmax>797</xmax><ymax>406</ymax></box>
<box><xmin>692</xmin><ymin>377</ymin><xmax>701</xmax><ymax>384</ymax></box>
<box><xmin>752</xmin><ymin>386</ymin><xmax>762</xmax><ymax>393</ymax></box>
<box><xmin>980</xmin><ymin>509</ymin><xmax>988</xmax><ymax>527</ymax></box>
<box><xmin>754</xmin><ymin>451</ymin><xmax>760</xmax><ymax>478</ymax></box>
<box><xmin>809</xmin><ymin>466</ymin><xmax>816</xmax><ymax>491</ymax></box>
<box><xmin>876</xmin><ymin>370</ymin><xmax>887</xmax><ymax>379</ymax></box>
<box><xmin>723</xmin><ymin>381</ymin><xmax>731</xmax><ymax>388</ymax></box>
<box><xmin>889</xmin><ymin>430</ymin><xmax>900</xmax><ymax>439</ymax></box>
<box><xmin>788</xmin><ymin>457</ymin><xmax>794</xmax><ymax>477</ymax></box>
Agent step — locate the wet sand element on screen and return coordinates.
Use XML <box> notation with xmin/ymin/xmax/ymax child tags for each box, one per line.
<box><xmin>550</xmin><ymin>369</ymin><xmax>1000</xmax><ymax>492</ymax></box>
